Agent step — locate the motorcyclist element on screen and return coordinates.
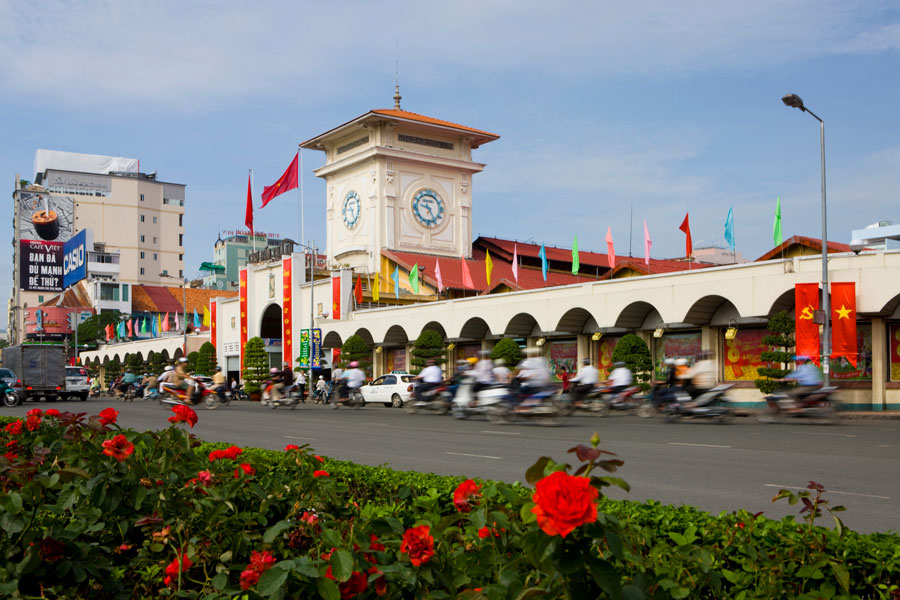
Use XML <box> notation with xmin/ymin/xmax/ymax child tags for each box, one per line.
<box><xmin>415</xmin><ymin>359</ymin><xmax>444</xmax><ymax>402</ymax></box>
<box><xmin>118</xmin><ymin>369</ymin><xmax>138</xmax><ymax>397</ymax></box>
<box><xmin>684</xmin><ymin>350</ymin><xmax>716</xmax><ymax>399</ymax></box>
<box><xmin>492</xmin><ymin>358</ymin><xmax>511</xmax><ymax>384</ymax></box>
<box><xmin>272</xmin><ymin>362</ymin><xmax>293</xmax><ymax>402</ymax></box>
<box><xmin>515</xmin><ymin>348</ymin><xmax>550</xmax><ymax>401</ymax></box>
<box><xmin>172</xmin><ymin>357</ymin><xmax>195</xmax><ymax>403</ymax></box>
<box><xmin>341</xmin><ymin>361</ymin><xmax>366</xmax><ymax>401</ymax></box>
<box><xmin>263</xmin><ymin>367</ymin><xmax>280</xmax><ymax>405</ymax></box>
<box><xmin>143</xmin><ymin>372</ymin><xmax>159</xmax><ymax>399</ymax></box>
<box><xmin>606</xmin><ymin>361</ymin><xmax>633</xmax><ymax>395</ymax></box>
<box><xmin>782</xmin><ymin>355</ymin><xmax>823</xmax><ymax>406</ymax></box>
<box><xmin>473</xmin><ymin>350</ymin><xmax>495</xmax><ymax>392</ymax></box>
<box><xmin>314</xmin><ymin>375</ymin><xmax>327</xmax><ymax>403</ymax></box>
<box><xmin>211</xmin><ymin>366</ymin><xmax>226</xmax><ymax>399</ymax></box>
<box><xmin>571</xmin><ymin>358</ymin><xmax>599</xmax><ymax>403</ymax></box>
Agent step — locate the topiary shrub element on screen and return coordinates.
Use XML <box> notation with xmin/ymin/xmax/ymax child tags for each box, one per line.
<box><xmin>410</xmin><ymin>330</ymin><xmax>446</xmax><ymax>374</ymax></box>
<box><xmin>242</xmin><ymin>337</ymin><xmax>268</xmax><ymax>394</ymax></box>
<box><xmin>340</xmin><ymin>335</ymin><xmax>372</xmax><ymax>376</ymax></box>
<box><xmin>194</xmin><ymin>342</ymin><xmax>217</xmax><ymax>376</ymax></box>
<box><xmin>611</xmin><ymin>333</ymin><xmax>653</xmax><ymax>390</ymax></box>
<box><xmin>756</xmin><ymin>310</ymin><xmax>796</xmax><ymax>394</ymax></box>
<box><xmin>104</xmin><ymin>358</ymin><xmax>121</xmax><ymax>386</ymax></box>
<box><xmin>491</xmin><ymin>337</ymin><xmax>523</xmax><ymax>367</ymax></box>
<box><xmin>148</xmin><ymin>351</ymin><xmax>167</xmax><ymax>375</ymax></box>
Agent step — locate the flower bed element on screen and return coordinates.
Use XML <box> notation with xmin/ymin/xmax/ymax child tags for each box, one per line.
<box><xmin>0</xmin><ymin>409</ymin><xmax>898</xmax><ymax>599</ymax></box>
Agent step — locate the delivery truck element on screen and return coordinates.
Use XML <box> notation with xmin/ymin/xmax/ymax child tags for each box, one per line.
<box><xmin>1</xmin><ymin>344</ymin><xmax>66</xmax><ymax>403</ymax></box>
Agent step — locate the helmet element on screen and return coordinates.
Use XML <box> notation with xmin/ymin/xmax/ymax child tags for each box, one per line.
<box><xmin>582</xmin><ymin>358</ymin><xmax>591</xmax><ymax>365</ymax></box>
<box><xmin>795</xmin><ymin>355</ymin><xmax>809</xmax><ymax>363</ymax></box>
<box><xmin>349</xmin><ymin>361</ymin><xmax>359</xmax><ymax>368</ymax></box>
<box><xmin>215</xmin><ymin>366</ymin><xmax>222</xmax><ymax>372</ymax></box>
<box><xmin>178</xmin><ymin>357</ymin><xmax>188</xmax><ymax>363</ymax></box>
<box><xmin>466</xmin><ymin>357</ymin><xmax>478</xmax><ymax>365</ymax></box>
<box><xmin>494</xmin><ymin>358</ymin><xmax>505</xmax><ymax>367</ymax></box>
<box><xmin>478</xmin><ymin>350</ymin><xmax>491</xmax><ymax>357</ymax></box>
<box><xmin>319</xmin><ymin>376</ymin><xmax>324</xmax><ymax>380</ymax></box>
<box><xmin>613</xmin><ymin>361</ymin><xmax>625</xmax><ymax>368</ymax></box>
<box><xmin>664</xmin><ymin>358</ymin><xmax>675</xmax><ymax>365</ymax></box>
<box><xmin>164</xmin><ymin>366</ymin><xmax>174</xmax><ymax>371</ymax></box>
<box><xmin>270</xmin><ymin>367</ymin><xmax>279</xmax><ymax>374</ymax></box>
<box><xmin>675</xmin><ymin>358</ymin><xmax>688</xmax><ymax>366</ymax></box>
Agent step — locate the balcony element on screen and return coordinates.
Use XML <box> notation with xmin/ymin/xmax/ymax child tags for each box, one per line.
<box><xmin>88</xmin><ymin>251</ymin><xmax>121</xmax><ymax>278</ymax></box>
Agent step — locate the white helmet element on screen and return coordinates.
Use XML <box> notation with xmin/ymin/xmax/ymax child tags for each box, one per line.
<box><xmin>164</xmin><ymin>366</ymin><xmax>174</xmax><ymax>371</ymax></box>
<box><xmin>178</xmin><ymin>357</ymin><xmax>188</xmax><ymax>363</ymax></box>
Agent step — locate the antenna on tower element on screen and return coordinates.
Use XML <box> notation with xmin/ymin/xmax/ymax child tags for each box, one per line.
<box><xmin>393</xmin><ymin>38</ymin><xmax>402</xmax><ymax>110</ymax></box>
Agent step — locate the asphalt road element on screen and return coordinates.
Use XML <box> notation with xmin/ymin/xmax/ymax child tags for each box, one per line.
<box><xmin>7</xmin><ymin>397</ymin><xmax>899</xmax><ymax>535</ymax></box>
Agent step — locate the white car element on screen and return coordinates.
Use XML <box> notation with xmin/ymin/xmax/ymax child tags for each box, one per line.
<box><xmin>360</xmin><ymin>372</ymin><xmax>415</xmax><ymax>408</ymax></box>
<box><xmin>65</xmin><ymin>366</ymin><xmax>91</xmax><ymax>401</ymax></box>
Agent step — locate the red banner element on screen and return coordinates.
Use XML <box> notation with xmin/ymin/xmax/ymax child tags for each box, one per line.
<box><xmin>283</xmin><ymin>258</ymin><xmax>293</xmax><ymax>367</ymax></box>
<box><xmin>831</xmin><ymin>282</ymin><xmax>857</xmax><ymax>367</ymax></box>
<box><xmin>239</xmin><ymin>269</ymin><xmax>248</xmax><ymax>371</ymax></box>
<box><xmin>210</xmin><ymin>300</ymin><xmax>217</xmax><ymax>351</ymax></box>
<box><xmin>795</xmin><ymin>283</ymin><xmax>820</xmax><ymax>365</ymax></box>
<box><xmin>331</xmin><ymin>276</ymin><xmax>341</xmax><ymax>320</ymax></box>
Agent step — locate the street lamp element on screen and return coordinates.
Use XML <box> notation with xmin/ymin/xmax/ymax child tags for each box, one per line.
<box><xmin>782</xmin><ymin>93</ymin><xmax>830</xmax><ymax>386</ymax></box>
<box><xmin>160</xmin><ymin>272</ymin><xmax>187</xmax><ymax>355</ymax></box>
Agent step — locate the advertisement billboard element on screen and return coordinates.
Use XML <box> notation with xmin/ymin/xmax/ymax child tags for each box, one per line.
<box><xmin>24</xmin><ymin>307</ymin><xmax>94</xmax><ymax>337</ymax></box>
<box><xmin>18</xmin><ymin>191</ymin><xmax>76</xmax><ymax>293</ymax></box>
<box><xmin>63</xmin><ymin>229</ymin><xmax>90</xmax><ymax>288</ymax></box>
<box><xmin>20</xmin><ymin>240</ymin><xmax>64</xmax><ymax>292</ymax></box>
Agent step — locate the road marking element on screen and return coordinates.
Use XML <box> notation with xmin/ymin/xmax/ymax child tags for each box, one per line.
<box><xmin>284</xmin><ymin>435</ymin><xmax>316</xmax><ymax>441</ymax></box>
<box><xmin>446</xmin><ymin>451</ymin><xmax>502</xmax><ymax>460</ymax></box>
<box><xmin>878</xmin><ymin>444</ymin><xmax>891</xmax><ymax>448</ymax></box>
<box><xmin>667</xmin><ymin>442</ymin><xmax>731</xmax><ymax>448</ymax></box>
<box><xmin>481</xmin><ymin>430</ymin><xmax>522</xmax><ymax>435</ymax></box>
<box><xmin>764</xmin><ymin>484</ymin><xmax>890</xmax><ymax>500</ymax></box>
<box><xmin>794</xmin><ymin>431</ymin><xmax>857</xmax><ymax>438</ymax></box>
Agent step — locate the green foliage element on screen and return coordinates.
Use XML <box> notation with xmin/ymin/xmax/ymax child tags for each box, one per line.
<box><xmin>77</xmin><ymin>311</ymin><xmax>122</xmax><ymax>344</ymax></box>
<box><xmin>194</xmin><ymin>342</ymin><xmax>217</xmax><ymax>376</ymax></box>
<box><xmin>185</xmin><ymin>351</ymin><xmax>200</xmax><ymax>374</ymax></box>
<box><xmin>242</xmin><ymin>337</ymin><xmax>268</xmax><ymax>394</ymax></box>
<box><xmin>612</xmin><ymin>333</ymin><xmax>653</xmax><ymax>390</ymax></box>
<box><xmin>104</xmin><ymin>358</ymin><xmax>120</xmax><ymax>386</ymax></box>
<box><xmin>124</xmin><ymin>353</ymin><xmax>144</xmax><ymax>374</ymax></box>
<box><xmin>409</xmin><ymin>330</ymin><xmax>446</xmax><ymax>374</ymax></box>
<box><xmin>340</xmin><ymin>335</ymin><xmax>372</xmax><ymax>375</ymax></box>
<box><xmin>756</xmin><ymin>310</ymin><xmax>796</xmax><ymax>394</ymax></box>
<box><xmin>490</xmin><ymin>337</ymin><xmax>523</xmax><ymax>367</ymax></box>
<box><xmin>0</xmin><ymin>338</ymin><xmax>8</xmax><ymax>349</ymax></box>
<box><xmin>147</xmin><ymin>351</ymin><xmax>167</xmax><ymax>375</ymax></box>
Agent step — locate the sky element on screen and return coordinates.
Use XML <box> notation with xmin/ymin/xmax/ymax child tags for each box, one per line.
<box><xmin>2</xmin><ymin>0</ymin><xmax>899</xmax><ymax>328</ymax></box>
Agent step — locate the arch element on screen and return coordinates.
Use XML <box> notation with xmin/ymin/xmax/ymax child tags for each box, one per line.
<box><xmin>555</xmin><ymin>307</ymin><xmax>598</xmax><ymax>334</ymax></box>
<box><xmin>112</xmin><ymin>353</ymin><xmax>122</xmax><ymax>363</ymax></box>
<box><xmin>768</xmin><ymin>288</ymin><xmax>795</xmax><ymax>316</ymax></box>
<box><xmin>615</xmin><ymin>301</ymin><xmax>663</xmax><ymax>330</ymax></box>
<box><xmin>383</xmin><ymin>324</ymin><xmax>409</xmax><ymax>346</ymax></box>
<box><xmin>420</xmin><ymin>321</ymin><xmax>447</xmax><ymax>341</ymax></box>
<box><xmin>683</xmin><ymin>295</ymin><xmax>739</xmax><ymax>326</ymax></box>
<box><xmin>322</xmin><ymin>331</ymin><xmax>343</xmax><ymax>348</ymax></box>
<box><xmin>173</xmin><ymin>347</ymin><xmax>184</xmax><ymax>360</ymax></box>
<box><xmin>880</xmin><ymin>293</ymin><xmax>900</xmax><ymax>318</ymax></box>
<box><xmin>135</xmin><ymin>351</ymin><xmax>144</xmax><ymax>363</ymax></box>
<box><xmin>160</xmin><ymin>349</ymin><xmax>171</xmax><ymax>361</ymax></box>
<box><xmin>102</xmin><ymin>356</ymin><xmax>110</xmax><ymax>366</ymax></box>
<box><xmin>504</xmin><ymin>313</ymin><xmax>540</xmax><ymax>337</ymax></box>
<box><xmin>353</xmin><ymin>328</ymin><xmax>375</xmax><ymax>347</ymax></box>
<box><xmin>458</xmin><ymin>317</ymin><xmax>491</xmax><ymax>340</ymax></box>
<box><xmin>259</xmin><ymin>303</ymin><xmax>283</xmax><ymax>340</ymax></box>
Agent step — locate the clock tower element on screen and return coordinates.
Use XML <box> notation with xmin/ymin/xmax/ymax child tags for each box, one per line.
<box><xmin>300</xmin><ymin>89</ymin><xmax>499</xmax><ymax>273</ymax></box>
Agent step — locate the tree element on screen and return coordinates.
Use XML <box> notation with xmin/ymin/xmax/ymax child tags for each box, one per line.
<box><xmin>186</xmin><ymin>351</ymin><xmax>200</xmax><ymax>374</ymax></box>
<box><xmin>340</xmin><ymin>335</ymin><xmax>372</xmax><ymax>376</ymax></box>
<box><xmin>148</xmin><ymin>351</ymin><xmax>167</xmax><ymax>375</ymax></box>
<box><xmin>755</xmin><ymin>310</ymin><xmax>796</xmax><ymax>394</ymax></box>
<box><xmin>124</xmin><ymin>352</ymin><xmax>144</xmax><ymax>374</ymax></box>
<box><xmin>104</xmin><ymin>358</ymin><xmax>121</xmax><ymax>387</ymax></box>
<box><xmin>77</xmin><ymin>311</ymin><xmax>123</xmax><ymax>344</ymax></box>
<box><xmin>611</xmin><ymin>333</ymin><xmax>653</xmax><ymax>391</ymax></box>
<box><xmin>491</xmin><ymin>338</ymin><xmax>523</xmax><ymax>368</ymax></box>
<box><xmin>410</xmin><ymin>330</ymin><xmax>446</xmax><ymax>374</ymax></box>
<box><xmin>195</xmin><ymin>342</ymin><xmax>217</xmax><ymax>376</ymax></box>
<box><xmin>0</xmin><ymin>339</ymin><xmax>9</xmax><ymax>349</ymax></box>
<box><xmin>242</xmin><ymin>337</ymin><xmax>268</xmax><ymax>394</ymax></box>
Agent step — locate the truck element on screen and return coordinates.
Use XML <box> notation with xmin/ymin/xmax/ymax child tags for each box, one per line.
<box><xmin>1</xmin><ymin>344</ymin><xmax>66</xmax><ymax>403</ymax></box>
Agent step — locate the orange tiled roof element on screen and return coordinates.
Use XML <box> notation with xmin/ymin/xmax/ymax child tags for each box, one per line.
<box><xmin>370</xmin><ymin>109</ymin><xmax>499</xmax><ymax>139</ymax></box>
<box><xmin>174</xmin><ymin>287</ymin><xmax>238</xmax><ymax>315</ymax></box>
<box><xmin>756</xmin><ymin>235</ymin><xmax>854</xmax><ymax>262</ymax></box>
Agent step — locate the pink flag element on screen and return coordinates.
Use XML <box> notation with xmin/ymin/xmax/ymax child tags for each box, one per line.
<box><xmin>175</xmin><ymin>311</ymin><xmax>180</xmax><ymax>331</ymax></box>
<box><xmin>162</xmin><ymin>312</ymin><xmax>169</xmax><ymax>332</ymax></box>
<box><xmin>126</xmin><ymin>319</ymin><xmax>133</xmax><ymax>337</ymax></box>
<box><xmin>512</xmin><ymin>244</ymin><xmax>519</xmax><ymax>284</ymax></box>
<box><xmin>643</xmin><ymin>220</ymin><xmax>652</xmax><ymax>266</ymax></box>
<box><xmin>435</xmin><ymin>259</ymin><xmax>444</xmax><ymax>293</ymax></box>
<box><xmin>461</xmin><ymin>255</ymin><xmax>475</xmax><ymax>289</ymax></box>
<box><xmin>605</xmin><ymin>227</ymin><xmax>615</xmax><ymax>269</ymax></box>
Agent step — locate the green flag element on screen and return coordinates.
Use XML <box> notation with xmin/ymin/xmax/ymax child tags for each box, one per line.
<box><xmin>571</xmin><ymin>235</ymin><xmax>580</xmax><ymax>274</ymax></box>
<box><xmin>773</xmin><ymin>196</ymin><xmax>782</xmax><ymax>246</ymax></box>
<box><xmin>409</xmin><ymin>264</ymin><xmax>419</xmax><ymax>295</ymax></box>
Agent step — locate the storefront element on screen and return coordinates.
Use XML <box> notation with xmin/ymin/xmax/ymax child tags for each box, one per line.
<box><xmin>654</xmin><ymin>331</ymin><xmax>701</xmax><ymax>380</ymax></box>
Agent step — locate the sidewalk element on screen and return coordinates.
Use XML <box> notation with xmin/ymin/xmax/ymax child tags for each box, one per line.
<box><xmin>730</xmin><ymin>409</ymin><xmax>900</xmax><ymax>420</ymax></box>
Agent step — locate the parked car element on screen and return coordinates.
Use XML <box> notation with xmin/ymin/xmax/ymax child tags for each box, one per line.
<box><xmin>64</xmin><ymin>366</ymin><xmax>91</xmax><ymax>401</ymax></box>
<box><xmin>0</xmin><ymin>367</ymin><xmax>24</xmax><ymax>405</ymax></box>
<box><xmin>359</xmin><ymin>373</ymin><xmax>415</xmax><ymax>408</ymax></box>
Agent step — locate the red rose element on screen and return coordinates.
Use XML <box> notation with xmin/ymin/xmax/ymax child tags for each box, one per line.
<box><xmin>477</xmin><ymin>527</ymin><xmax>490</xmax><ymax>539</ymax></box>
<box><xmin>240</xmin><ymin>550</ymin><xmax>275</xmax><ymax>590</ymax></box>
<box><xmin>163</xmin><ymin>553</ymin><xmax>192</xmax><ymax>585</ymax></box>
<box><xmin>284</xmin><ymin>444</ymin><xmax>300</xmax><ymax>451</ymax></box>
<box><xmin>45</xmin><ymin>408</ymin><xmax>61</xmax><ymax>418</ymax></box>
<box><xmin>300</xmin><ymin>511</ymin><xmax>319</xmax><ymax>526</ymax></box>
<box><xmin>101</xmin><ymin>434</ymin><xmax>135</xmax><ymax>462</ymax></box>
<box><xmin>233</xmin><ymin>463</ymin><xmax>256</xmax><ymax>478</ymax></box>
<box><xmin>326</xmin><ymin>567</ymin><xmax>368</xmax><ymax>599</ymax></box>
<box><xmin>315</xmin><ymin>455</ymin><xmax>325</xmax><ymax>462</ymax></box>
<box><xmin>98</xmin><ymin>407</ymin><xmax>119</xmax><ymax>426</ymax></box>
<box><xmin>368</xmin><ymin>533</ymin><xmax>385</xmax><ymax>552</ymax></box>
<box><xmin>39</xmin><ymin>537</ymin><xmax>65</xmax><ymax>562</ymax></box>
<box><xmin>313</xmin><ymin>470</ymin><xmax>329</xmax><ymax>478</ymax></box>
<box><xmin>25</xmin><ymin>415</ymin><xmax>41</xmax><ymax>431</ymax></box>
<box><xmin>531</xmin><ymin>470</ymin><xmax>598</xmax><ymax>537</ymax></box>
<box><xmin>168</xmin><ymin>404</ymin><xmax>198</xmax><ymax>428</ymax></box>
<box><xmin>453</xmin><ymin>479</ymin><xmax>481</xmax><ymax>513</ymax></box>
<box><xmin>401</xmin><ymin>525</ymin><xmax>434</xmax><ymax>566</ymax></box>
<box><xmin>240</xmin><ymin>568</ymin><xmax>261</xmax><ymax>590</ymax></box>
<box><xmin>26</xmin><ymin>408</ymin><xmax>43</xmax><ymax>418</ymax></box>
<box><xmin>5</xmin><ymin>420</ymin><xmax>22</xmax><ymax>435</ymax></box>
<box><xmin>209</xmin><ymin>445</ymin><xmax>242</xmax><ymax>461</ymax></box>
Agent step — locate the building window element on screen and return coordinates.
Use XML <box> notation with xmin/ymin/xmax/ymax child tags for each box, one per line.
<box><xmin>152</xmin><ymin>216</ymin><xmax>157</xmax><ymax>224</ymax></box>
<box><xmin>122</xmin><ymin>285</ymin><xmax>128</xmax><ymax>302</ymax></box>
<box><xmin>140</xmin><ymin>214</ymin><xmax>145</xmax><ymax>223</ymax></box>
<box><xmin>153</xmin><ymin>253</ymin><xmax>158</xmax><ymax>260</ymax></box>
<box><xmin>179</xmin><ymin>269</ymin><xmax>183</xmax><ymax>278</ymax></box>
<box><xmin>153</xmin><ymin>237</ymin><xmax>157</xmax><ymax>244</ymax></box>
<box><xmin>140</xmin><ymin>251</ymin><xmax>145</xmax><ymax>259</ymax></box>
<box><xmin>100</xmin><ymin>283</ymin><xmax>120</xmax><ymax>301</ymax></box>
<box><xmin>140</xmin><ymin>267</ymin><xmax>145</xmax><ymax>275</ymax></box>
<box><xmin>179</xmin><ymin>234</ymin><xmax>183</xmax><ymax>247</ymax></box>
<box><xmin>179</xmin><ymin>215</ymin><xmax>183</xmax><ymax>226</ymax></box>
<box><xmin>179</xmin><ymin>254</ymin><xmax>183</xmax><ymax>261</ymax></box>
<box><xmin>140</xmin><ymin>193</ymin><xmax>145</xmax><ymax>202</ymax></box>
<box><xmin>140</xmin><ymin>235</ymin><xmax>145</xmax><ymax>243</ymax></box>
<box><xmin>38</xmin><ymin>295</ymin><xmax>44</xmax><ymax>303</ymax></box>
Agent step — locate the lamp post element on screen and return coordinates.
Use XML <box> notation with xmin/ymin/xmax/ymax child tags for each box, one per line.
<box><xmin>160</xmin><ymin>272</ymin><xmax>187</xmax><ymax>355</ymax></box>
<box><xmin>782</xmin><ymin>93</ymin><xmax>830</xmax><ymax>386</ymax></box>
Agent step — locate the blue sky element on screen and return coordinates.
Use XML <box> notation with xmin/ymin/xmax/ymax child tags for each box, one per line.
<box><xmin>2</xmin><ymin>1</ymin><xmax>899</xmax><ymax>328</ymax></box>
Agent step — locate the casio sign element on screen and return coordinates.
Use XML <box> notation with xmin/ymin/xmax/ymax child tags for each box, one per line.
<box><xmin>63</xmin><ymin>245</ymin><xmax>84</xmax><ymax>276</ymax></box>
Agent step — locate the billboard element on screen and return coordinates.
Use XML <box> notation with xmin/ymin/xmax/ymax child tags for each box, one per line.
<box><xmin>20</xmin><ymin>240</ymin><xmax>64</xmax><ymax>291</ymax></box>
<box><xmin>18</xmin><ymin>191</ymin><xmax>76</xmax><ymax>293</ymax></box>
<box><xmin>63</xmin><ymin>229</ymin><xmax>91</xmax><ymax>288</ymax></box>
<box><xmin>24</xmin><ymin>307</ymin><xmax>94</xmax><ymax>336</ymax></box>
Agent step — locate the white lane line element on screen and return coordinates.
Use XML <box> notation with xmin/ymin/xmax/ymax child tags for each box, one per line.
<box><xmin>284</xmin><ymin>435</ymin><xmax>316</xmax><ymax>440</ymax></box>
<box><xmin>481</xmin><ymin>430</ymin><xmax>522</xmax><ymax>435</ymax></box>
<box><xmin>764</xmin><ymin>484</ymin><xmax>890</xmax><ymax>500</ymax></box>
<box><xmin>794</xmin><ymin>431</ymin><xmax>857</xmax><ymax>438</ymax></box>
<box><xmin>878</xmin><ymin>444</ymin><xmax>891</xmax><ymax>448</ymax></box>
<box><xmin>446</xmin><ymin>451</ymin><xmax>502</xmax><ymax>460</ymax></box>
<box><xmin>667</xmin><ymin>442</ymin><xmax>732</xmax><ymax>448</ymax></box>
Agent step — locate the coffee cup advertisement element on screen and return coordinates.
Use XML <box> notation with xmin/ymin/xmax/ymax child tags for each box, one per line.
<box><xmin>18</xmin><ymin>192</ymin><xmax>74</xmax><ymax>242</ymax></box>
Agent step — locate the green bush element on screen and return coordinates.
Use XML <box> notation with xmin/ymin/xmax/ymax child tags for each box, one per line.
<box><xmin>612</xmin><ymin>333</ymin><xmax>653</xmax><ymax>390</ymax></box>
<box><xmin>241</xmin><ymin>337</ymin><xmax>268</xmax><ymax>394</ymax></box>
<box><xmin>340</xmin><ymin>335</ymin><xmax>372</xmax><ymax>376</ymax></box>
<box><xmin>195</xmin><ymin>342</ymin><xmax>217</xmax><ymax>376</ymax></box>
<box><xmin>756</xmin><ymin>310</ymin><xmax>796</xmax><ymax>394</ymax></box>
<box><xmin>490</xmin><ymin>337</ymin><xmax>522</xmax><ymax>367</ymax></box>
<box><xmin>409</xmin><ymin>330</ymin><xmax>446</xmax><ymax>374</ymax></box>
<box><xmin>104</xmin><ymin>358</ymin><xmax>121</xmax><ymax>386</ymax></box>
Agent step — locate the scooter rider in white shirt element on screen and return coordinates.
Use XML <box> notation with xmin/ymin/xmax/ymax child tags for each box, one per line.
<box><xmin>415</xmin><ymin>359</ymin><xmax>444</xmax><ymax>402</ymax></box>
<box><xmin>607</xmin><ymin>361</ymin><xmax>633</xmax><ymax>395</ymax></box>
<box><xmin>571</xmin><ymin>358</ymin><xmax>599</xmax><ymax>403</ymax></box>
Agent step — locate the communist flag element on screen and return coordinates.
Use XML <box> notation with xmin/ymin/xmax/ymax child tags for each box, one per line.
<box><xmin>261</xmin><ymin>153</ymin><xmax>299</xmax><ymax>208</ymax></box>
<box><xmin>795</xmin><ymin>283</ymin><xmax>820</xmax><ymax>365</ymax></box>
<box><xmin>354</xmin><ymin>275</ymin><xmax>363</xmax><ymax>305</ymax></box>
<box><xmin>331</xmin><ymin>275</ymin><xmax>341</xmax><ymax>320</ymax></box>
<box><xmin>679</xmin><ymin>213</ymin><xmax>692</xmax><ymax>258</ymax></box>
<box><xmin>831</xmin><ymin>282</ymin><xmax>857</xmax><ymax>367</ymax></box>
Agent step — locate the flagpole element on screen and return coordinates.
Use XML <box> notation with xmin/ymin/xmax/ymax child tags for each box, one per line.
<box><xmin>250</xmin><ymin>169</ymin><xmax>256</xmax><ymax>254</ymax></box>
<box><xmin>629</xmin><ymin>201</ymin><xmax>633</xmax><ymax>257</ymax></box>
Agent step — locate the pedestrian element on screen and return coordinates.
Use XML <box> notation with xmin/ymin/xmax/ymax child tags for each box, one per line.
<box><xmin>296</xmin><ymin>368</ymin><xmax>307</xmax><ymax>403</ymax></box>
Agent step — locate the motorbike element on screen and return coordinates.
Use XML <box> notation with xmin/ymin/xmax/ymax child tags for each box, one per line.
<box><xmin>451</xmin><ymin>378</ymin><xmax>507</xmax><ymax>419</ymax></box>
<box><xmin>661</xmin><ymin>384</ymin><xmax>734</xmax><ymax>423</ymax></box>
<box><xmin>159</xmin><ymin>378</ymin><xmax>213</xmax><ymax>408</ymax></box>
<box><xmin>204</xmin><ymin>386</ymin><xmax>232</xmax><ymax>410</ymax></box>
<box><xmin>637</xmin><ymin>384</ymin><xmax>681</xmax><ymax>418</ymax></box>
<box><xmin>597</xmin><ymin>385</ymin><xmax>642</xmax><ymax>416</ymax></box>
<box><xmin>261</xmin><ymin>380</ymin><xmax>299</xmax><ymax>409</ymax></box>
<box><xmin>486</xmin><ymin>387</ymin><xmax>566</xmax><ymax>426</ymax></box>
<box><xmin>557</xmin><ymin>386</ymin><xmax>605</xmax><ymax>415</ymax></box>
<box><xmin>1</xmin><ymin>380</ymin><xmax>20</xmax><ymax>407</ymax></box>
<box><xmin>313</xmin><ymin>385</ymin><xmax>330</xmax><ymax>404</ymax></box>
<box><xmin>760</xmin><ymin>386</ymin><xmax>838</xmax><ymax>424</ymax></box>
<box><xmin>331</xmin><ymin>386</ymin><xmax>365</xmax><ymax>409</ymax></box>
<box><xmin>121</xmin><ymin>382</ymin><xmax>143</xmax><ymax>402</ymax></box>
<box><xmin>406</xmin><ymin>383</ymin><xmax>451</xmax><ymax>414</ymax></box>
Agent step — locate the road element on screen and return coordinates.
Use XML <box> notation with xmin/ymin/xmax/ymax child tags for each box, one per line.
<box><xmin>6</xmin><ymin>398</ymin><xmax>899</xmax><ymax>534</ymax></box>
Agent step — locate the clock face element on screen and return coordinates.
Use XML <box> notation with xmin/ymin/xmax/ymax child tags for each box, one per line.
<box><xmin>342</xmin><ymin>191</ymin><xmax>361</xmax><ymax>229</ymax></box>
<box><xmin>411</xmin><ymin>189</ymin><xmax>445</xmax><ymax>228</ymax></box>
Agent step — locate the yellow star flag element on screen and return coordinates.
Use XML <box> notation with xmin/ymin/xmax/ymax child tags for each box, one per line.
<box><xmin>485</xmin><ymin>249</ymin><xmax>493</xmax><ymax>286</ymax></box>
<box><xmin>202</xmin><ymin>306</ymin><xmax>211</xmax><ymax>327</ymax></box>
<box><xmin>373</xmin><ymin>273</ymin><xmax>380</xmax><ymax>302</ymax></box>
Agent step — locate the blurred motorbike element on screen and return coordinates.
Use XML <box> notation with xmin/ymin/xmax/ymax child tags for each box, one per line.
<box><xmin>662</xmin><ymin>384</ymin><xmax>734</xmax><ymax>423</ymax></box>
<box><xmin>760</xmin><ymin>386</ymin><xmax>838</xmax><ymax>424</ymax></box>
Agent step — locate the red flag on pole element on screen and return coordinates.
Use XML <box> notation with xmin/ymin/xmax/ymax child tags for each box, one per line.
<box><xmin>331</xmin><ymin>276</ymin><xmax>341</xmax><ymax>320</ymax></box>
<box><xmin>245</xmin><ymin>171</ymin><xmax>253</xmax><ymax>234</ymax></box>
<box><xmin>831</xmin><ymin>282</ymin><xmax>857</xmax><ymax>367</ymax></box>
<box><xmin>461</xmin><ymin>256</ymin><xmax>475</xmax><ymax>289</ymax></box>
<box><xmin>795</xmin><ymin>283</ymin><xmax>821</xmax><ymax>365</ymax></box>
<box><xmin>354</xmin><ymin>275</ymin><xmax>363</xmax><ymax>305</ymax></box>
<box><xmin>261</xmin><ymin>153</ymin><xmax>299</xmax><ymax>208</ymax></box>
<box><xmin>678</xmin><ymin>213</ymin><xmax>692</xmax><ymax>258</ymax></box>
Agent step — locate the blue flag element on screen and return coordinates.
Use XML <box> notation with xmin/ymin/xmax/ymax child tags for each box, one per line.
<box><xmin>538</xmin><ymin>244</ymin><xmax>548</xmax><ymax>281</ymax></box>
<box><xmin>724</xmin><ymin>206</ymin><xmax>735</xmax><ymax>251</ymax></box>
<box><xmin>193</xmin><ymin>308</ymin><xmax>201</xmax><ymax>328</ymax></box>
<box><xmin>391</xmin><ymin>266</ymin><xmax>400</xmax><ymax>299</ymax></box>
<box><xmin>151</xmin><ymin>316</ymin><xmax>158</xmax><ymax>338</ymax></box>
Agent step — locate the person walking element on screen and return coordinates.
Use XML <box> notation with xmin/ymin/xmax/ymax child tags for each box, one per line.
<box><xmin>296</xmin><ymin>368</ymin><xmax>307</xmax><ymax>403</ymax></box>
